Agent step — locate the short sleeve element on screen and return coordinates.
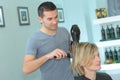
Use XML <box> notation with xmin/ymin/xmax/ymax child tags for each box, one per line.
<box><xmin>25</xmin><ymin>37</ymin><xmax>37</xmax><ymax>56</ymax></box>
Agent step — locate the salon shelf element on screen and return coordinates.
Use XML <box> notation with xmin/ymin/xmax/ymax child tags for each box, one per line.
<box><xmin>101</xmin><ymin>63</ymin><xmax>120</xmax><ymax>70</ymax></box>
<box><xmin>95</xmin><ymin>39</ymin><xmax>120</xmax><ymax>70</ymax></box>
<box><xmin>93</xmin><ymin>15</ymin><xmax>120</xmax><ymax>78</ymax></box>
<box><xmin>95</xmin><ymin>39</ymin><xmax>120</xmax><ymax>47</ymax></box>
<box><xmin>93</xmin><ymin>15</ymin><xmax>120</xmax><ymax>25</ymax></box>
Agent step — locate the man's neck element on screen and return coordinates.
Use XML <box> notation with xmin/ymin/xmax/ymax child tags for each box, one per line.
<box><xmin>40</xmin><ymin>27</ymin><xmax>56</xmax><ymax>35</ymax></box>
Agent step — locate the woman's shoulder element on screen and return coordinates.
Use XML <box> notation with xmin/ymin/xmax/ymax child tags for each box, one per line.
<box><xmin>96</xmin><ymin>72</ymin><xmax>112</xmax><ymax>80</ymax></box>
<box><xmin>74</xmin><ymin>75</ymin><xmax>90</xmax><ymax>80</ymax></box>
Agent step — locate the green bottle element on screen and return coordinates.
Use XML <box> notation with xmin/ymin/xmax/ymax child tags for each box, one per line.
<box><xmin>116</xmin><ymin>25</ymin><xmax>120</xmax><ymax>38</ymax></box>
<box><xmin>106</xmin><ymin>25</ymin><xmax>111</xmax><ymax>40</ymax></box>
<box><xmin>109</xmin><ymin>48</ymin><xmax>113</xmax><ymax>62</ymax></box>
<box><xmin>105</xmin><ymin>48</ymin><xmax>109</xmax><ymax>60</ymax></box>
<box><xmin>113</xmin><ymin>47</ymin><xmax>118</xmax><ymax>63</ymax></box>
<box><xmin>110</xmin><ymin>24</ymin><xmax>115</xmax><ymax>39</ymax></box>
<box><xmin>117</xmin><ymin>47</ymin><xmax>120</xmax><ymax>63</ymax></box>
<box><xmin>101</xmin><ymin>26</ymin><xmax>106</xmax><ymax>40</ymax></box>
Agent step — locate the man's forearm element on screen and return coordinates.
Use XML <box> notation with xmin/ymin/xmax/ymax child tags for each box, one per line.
<box><xmin>23</xmin><ymin>55</ymin><xmax>49</xmax><ymax>74</ymax></box>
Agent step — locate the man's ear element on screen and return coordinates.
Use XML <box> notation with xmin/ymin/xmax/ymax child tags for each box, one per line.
<box><xmin>38</xmin><ymin>16</ymin><xmax>43</xmax><ymax>23</ymax></box>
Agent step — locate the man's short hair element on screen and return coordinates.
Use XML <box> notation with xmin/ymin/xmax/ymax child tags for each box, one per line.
<box><xmin>38</xmin><ymin>1</ymin><xmax>57</xmax><ymax>17</ymax></box>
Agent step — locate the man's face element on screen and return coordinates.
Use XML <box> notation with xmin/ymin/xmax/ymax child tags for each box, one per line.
<box><xmin>39</xmin><ymin>10</ymin><xmax>59</xmax><ymax>31</ymax></box>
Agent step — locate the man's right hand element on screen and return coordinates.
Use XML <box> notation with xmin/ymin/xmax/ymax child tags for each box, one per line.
<box><xmin>46</xmin><ymin>49</ymin><xmax>67</xmax><ymax>59</ymax></box>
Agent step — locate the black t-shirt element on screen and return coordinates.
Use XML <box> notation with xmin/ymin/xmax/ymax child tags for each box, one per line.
<box><xmin>74</xmin><ymin>72</ymin><xmax>112</xmax><ymax>80</ymax></box>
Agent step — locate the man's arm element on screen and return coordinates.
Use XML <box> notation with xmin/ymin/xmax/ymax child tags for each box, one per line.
<box><xmin>23</xmin><ymin>49</ymin><xmax>67</xmax><ymax>74</ymax></box>
<box><xmin>22</xmin><ymin>54</ymin><xmax>49</xmax><ymax>74</ymax></box>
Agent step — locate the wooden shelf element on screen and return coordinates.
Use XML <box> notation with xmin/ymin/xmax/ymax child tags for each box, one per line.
<box><xmin>93</xmin><ymin>15</ymin><xmax>120</xmax><ymax>25</ymax></box>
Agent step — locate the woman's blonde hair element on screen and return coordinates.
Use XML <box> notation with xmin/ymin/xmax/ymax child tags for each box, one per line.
<box><xmin>71</xmin><ymin>42</ymin><xmax>98</xmax><ymax>75</ymax></box>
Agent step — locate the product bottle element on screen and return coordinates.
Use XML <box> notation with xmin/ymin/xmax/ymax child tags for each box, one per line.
<box><xmin>101</xmin><ymin>26</ymin><xmax>106</xmax><ymax>40</ymax></box>
<box><xmin>118</xmin><ymin>47</ymin><xmax>120</xmax><ymax>63</ymax></box>
<box><xmin>109</xmin><ymin>48</ymin><xmax>113</xmax><ymax>61</ymax></box>
<box><xmin>110</xmin><ymin>24</ymin><xmax>115</xmax><ymax>39</ymax></box>
<box><xmin>113</xmin><ymin>47</ymin><xmax>118</xmax><ymax>63</ymax></box>
<box><xmin>106</xmin><ymin>25</ymin><xmax>111</xmax><ymax>40</ymax></box>
<box><xmin>104</xmin><ymin>48</ymin><xmax>113</xmax><ymax>64</ymax></box>
<box><xmin>105</xmin><ymin>48</ymin><xmax>109</xmax><ymax>60</ymax></box>
<box><xmin>116</xmin><ymin>25</ymin><xmax>120</xmax><ymax>38</ymax></box>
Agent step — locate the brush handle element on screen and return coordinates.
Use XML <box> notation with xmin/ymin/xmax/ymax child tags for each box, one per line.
<box><xmin>54</xmin><ymin>53</ymin><xmax>71</xmax><ymax>58</ymax></box>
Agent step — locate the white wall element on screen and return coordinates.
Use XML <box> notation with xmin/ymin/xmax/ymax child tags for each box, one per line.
<box><xmin>63</xmin><ymin>0</ymin><xmax>89</xmax><ymax>42</ymax></box>
<box><xmin>0</xmin><ymin>0</ymin><xmax>42</xmax><ymax>80</ymax></box>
